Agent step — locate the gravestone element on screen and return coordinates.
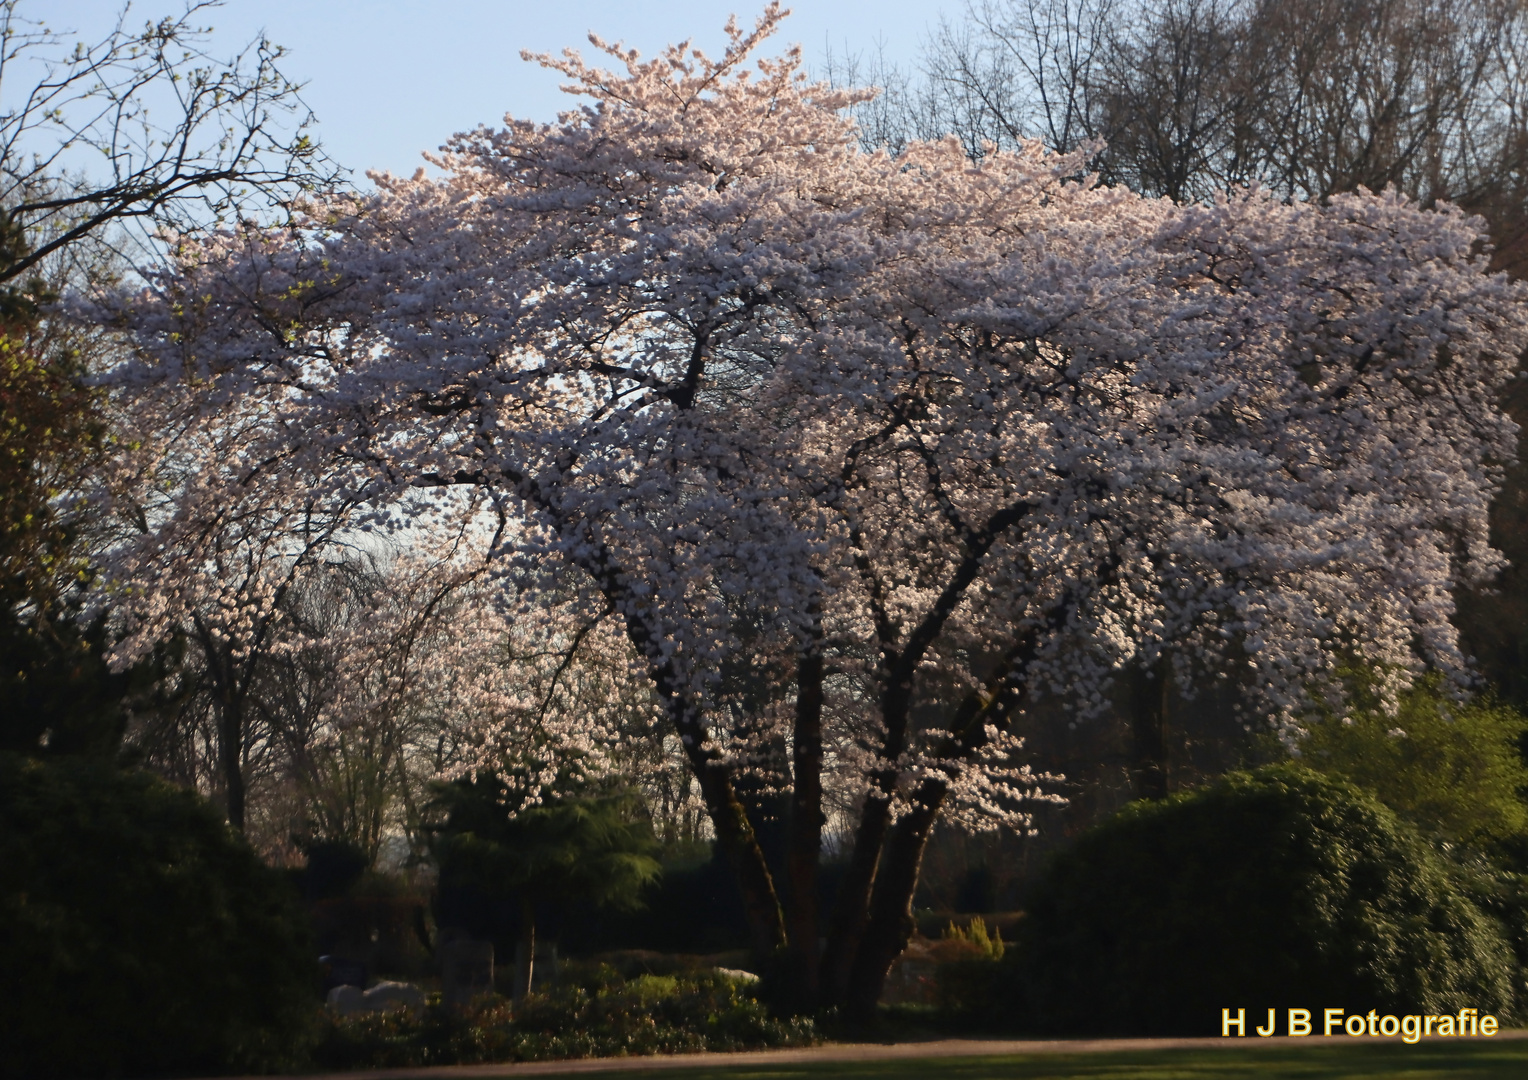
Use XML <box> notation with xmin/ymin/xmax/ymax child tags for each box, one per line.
<box><xmin>440</xmin><ymin>937</ymin><xmax>494</xmax><ymax>1007</ymax></box>
<box><xmin>325</xmin><ymin>980</ymin><xmax>426</xmax><ymax>1014</ymax></box>
<box><xmin>362</xmin><ymin>980</ymin><xmax>425</xmax><ymax>1012</ymax></box>
<box><xmin>325</xmin><ymin>984</ymin><xmax>366</xmax><ymax>1015</ymax></box>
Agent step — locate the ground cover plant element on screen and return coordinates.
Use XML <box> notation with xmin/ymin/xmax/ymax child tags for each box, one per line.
<box><xmin>314</xmin><ymin>967</ymin><xmax>815</xmax><ymax>1069</ymax></box>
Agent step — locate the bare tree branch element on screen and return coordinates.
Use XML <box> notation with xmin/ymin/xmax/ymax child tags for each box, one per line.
<box><xmin>0</xmin><ymin>0</ymin><xmax>343</xmax><ymax>287</ymax></box>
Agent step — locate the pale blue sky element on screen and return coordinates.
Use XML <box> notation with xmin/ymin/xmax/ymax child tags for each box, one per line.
<box><xmin>50</xmin><ymin>1</ymin><xmax>949</xmax><ymax>180</ymax></box>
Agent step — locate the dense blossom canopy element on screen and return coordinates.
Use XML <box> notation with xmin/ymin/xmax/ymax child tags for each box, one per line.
<box><xmin>89</xmin><ymin>3</ymin><xmax>1528</xmax><ymax>1009</ymax></box>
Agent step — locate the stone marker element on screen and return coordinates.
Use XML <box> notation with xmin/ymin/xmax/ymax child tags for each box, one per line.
<box><xmin>363</xmin><ymin>980</ymin><xmax>425</xmax><ymax>1012</ymax></box>
<box><xmin>714</xmin><ymin>967</ymin><xmax>760</xmax><ymax>983</ymax></box>
<box><xmin>325</xmin><ymin>980</ymin><xmax>426</xmax><ymax>1015</ymax></box>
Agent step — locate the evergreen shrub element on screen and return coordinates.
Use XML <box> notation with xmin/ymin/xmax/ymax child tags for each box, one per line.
<box><xmin>0</xmin><ymin>753</ymin><xmax>318</xmax><ymax>1077</ymax></box>
<box><xmin>1015</xmin><ymin>765</ymin><xmax>1519</xmax><ymax>1035</ymax></box>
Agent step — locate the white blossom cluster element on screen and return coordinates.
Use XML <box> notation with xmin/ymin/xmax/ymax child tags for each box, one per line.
<box><xmin>89</xmin><ymin>4</ymin><xmax>1528</xmax><ymax>844</ymax></box>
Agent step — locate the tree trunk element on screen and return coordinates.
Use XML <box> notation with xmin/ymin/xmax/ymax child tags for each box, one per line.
<box><xmin>611</xmin><ymin>592</ymin><xmax>787</xmax><ymax>957</ymax></box>
<box><xmin>830</xmin><ymin>631</ymin><xmax>1043</xmax><ymax>1016</ymax></box>
<box><xmin>514</xmin><ymin>894</ymin><xmax>535</xmax><ymax>1000</ymax></box>
<box><xmin>843</xmin><ymin>789</ymin><xmax>945</xmax><ymax>1021</ymax></box>
<box><xmin>704</xmin><ymin>766</ymin><xmax>787</xmax><ymax>958</ymax></box>
<box><xmin>1128</xmin><ymin>658</ymin><xmax>1169</xmax><ymax>800</ymax></box>
<box><xmin>820</xmin><ymin>794</ymin><xmax>890</xmax><ymax>1004</ymax></box>
<box><xmin>784</xmin><ymin>635</ymin><xmax>825</xmax><ymax>1007</ymax></box>
<box><xmin>664</xmin><ymin>682</ymin><xmax>785</xmax><ymax>958</ymax></box>
<box><xmin>216</xmin><ymin>695</ymin><xmax>246</xmax><ymax>833</ymax></box>
<box><xmin>821</xmin><ymin>657</ymin><xmax>924</xmax><ymax>1003</ymax></box>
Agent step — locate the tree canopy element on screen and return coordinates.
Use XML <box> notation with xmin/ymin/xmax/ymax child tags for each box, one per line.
<box><xmin>90</xmin><ymin>4</ymin><xmax>1528</xmax><ymax>1012</ymax></box>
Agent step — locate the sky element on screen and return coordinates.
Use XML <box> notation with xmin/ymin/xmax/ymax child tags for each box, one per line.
<box><xmin>48</xmin><ymin>0</ymin><xmax>952</xmax><ymax>181</ymax></box>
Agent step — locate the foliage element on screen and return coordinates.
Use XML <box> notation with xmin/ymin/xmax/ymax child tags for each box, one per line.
<box><xmin>431</xmin><ymin>781</ymin><xmax>661</xmax><ymax>913</ymax></box>
<box><xmin>91</xmin><ymin>3</ymin><xmax>1528</xmax><ymax>1013</ymax></box>
<box><xmin>0</xmin><ymin>327</ymin><xmax>146</xmax><ymax>758</ymax></box>
<box><xmin>313</xmin><ymin>969</ymin><xmax>815</xmax><ymax>1069</ymax></box>
<box><xmin>0</xmin><ymin>0</ymin><xmax>339</xmax><ymax>785</ymax></box>
<box><xmin>297</xmin><ymin>837</ymin><xmax>372</xmax><ymax>899</ymax></box>
<box><xmin>1016</xmin><ymin>766</ymin><xmax>1519</xmax><ymax>1035</ymax></box>
<box><xmin>432</xmin><ymin>778</ymin><xmax>661</xmax><ymax>994</ymax></box>
<box><xmin>1295</xmin><ymin>674</ymin><xmax>1528</xmax><ymax>858</ymax></box>
<box><xmin>932</xmin><ymin>918</ymin><xmax>1009</xmax><ymax>1018</ymax></box>
<box><xmin>567</xmin><ymin>852</ymin><xmax>764</xmax><ymax>955</ymax></box>
<box><xmin>941</xmin><ymin>917</ymin><xmax>1005</xmax><ymax>961</ymax></box>
<box><xmin>0</xmin><ymin>752</ymin><xmax>318</xmax><ymax>1077</ymax></box>
<box><xmin>0</xmin><ymin>337</ymin><xmax>97</xmax><ymax>606</ymax></box>
<box><xmin>0</xmin><ymin>325</ymin><xmax>178</xmax><ymax>757</ymax></box>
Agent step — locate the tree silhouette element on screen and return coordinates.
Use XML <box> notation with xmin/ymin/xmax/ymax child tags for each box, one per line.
<box><xmin>431</xmin><ymin>780</ymin><xmax>660</xmax><ymax>998</ymax></box>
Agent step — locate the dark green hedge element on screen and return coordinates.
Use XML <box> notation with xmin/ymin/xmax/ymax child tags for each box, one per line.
<box><xmin>1016</xmin><ymin>765</ymin><xmax>1519</xmax><ymax>1035</ymax></box>
<box><xmin>0</xmin><ymin>753</ymin><xmax>318</xmax><ymax>1077</ymax></box>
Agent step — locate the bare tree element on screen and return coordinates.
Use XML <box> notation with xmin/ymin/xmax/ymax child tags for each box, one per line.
<box><xmin>0</xmin><ymin>0</ymin><xmax>340</xmax><ymax>288</ymax></box>
<box><xmin>1237</xmin><ymin>0</ymin><xmax>1510</xmax><ymax>200</ymax></box>
<box><xmin>901</xmin><ymin>0</ymin><xmax>1528</xmax><ymax>235</ymax></box>
<box><xmin>926</xmin><ymin>0</ymin><xmax>1117</xmax><ymax>158</ymax></box>
<box><xmin>1087</xmin><ymin>0</ymin><xmax>1246</xmax><ymax>201</ymax></box>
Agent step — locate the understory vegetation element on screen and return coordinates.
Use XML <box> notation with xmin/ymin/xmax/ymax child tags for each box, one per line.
<box><xmin>314</xmin><ymin>969</ymin><xmax>816</xmax><ymax>1069</ymax></box>
<box><xmin>1015</xmin><ymin>767</ymin><xmax>1522</xmax><ymax>1034</ymax></box>
<box><xmin>0</xmin><ymin>754</ymin><xmax>318</xmax><ymax>1078</ymax></box>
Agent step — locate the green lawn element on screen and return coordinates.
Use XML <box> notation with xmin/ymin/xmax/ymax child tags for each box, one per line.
<box><xmin>542</xmin><ymin>1041</ymin><xmax>1528</xmax><ymax>1080</ymax></box>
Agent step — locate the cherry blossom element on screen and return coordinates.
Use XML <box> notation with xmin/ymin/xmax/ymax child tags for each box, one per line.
<box><xmin>89</xmin><ymin>4</ymin><xmax>1528</xmax><ymax>1012</ymax></box>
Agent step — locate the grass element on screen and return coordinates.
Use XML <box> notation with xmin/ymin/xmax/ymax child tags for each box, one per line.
<box><xmin>507</xmin><ymin>1040</ymin><xmax>1528</xmax><ymax>1080</ymax></box>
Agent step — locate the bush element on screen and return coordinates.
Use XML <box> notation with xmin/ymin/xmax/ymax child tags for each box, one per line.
<box><xmin>0</xmin><ymin>753</ymin><xmax>318</xmax><ymax>1077</ymax></box>
<box><xmin>934</xmin><ymin>919</ymin><xmax>1008</xmax><ymax>1017</ymax></box>
<box><xmin>1015</xmin><ymin>765</ymin><xmax>1518</xmax><ymax>1035</ymax></box>
<box><xmin>1296</xmin><ymin>673</ymin><xmax>1528</xmax><ymax>858</ymax></box>
<box><xmin>314</xmin><ymin>968</ymin><xmax>815</xmax><ymax>1068</ymax></box>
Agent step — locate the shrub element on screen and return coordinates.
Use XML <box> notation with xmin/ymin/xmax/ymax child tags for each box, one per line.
<box><xmin>297</xmin><ymin>838</ymin><xmax>371</xmax><ymax>900</ymax></box>
<box><xmin>1015</xmin><ymin>765</ymin><xmax>1518</xmax><ymax>1035</ymax></box>
<box><xmin>314</xmin><ymin>968</ymin><xmax>815</xmax><ymax>1068</ymax></box>
<box><xmin>941</xmin><ymin>917</ymin><xmax>1005</xmax><ymax>959</ymax></box>
<box><xmin>1295</xmin><ymin>673</ymin><xmax>1528</xmax><ymax>858</ymax></box>
<box><xmin>0</xmin><ymin>753</ymin><xmax>318</xmax><ymax>1077</ymax></box>
<box><xmin>933</xmin><ymin>918</ymin><xmax>1008</xmax><ymax>1017</ymax></box>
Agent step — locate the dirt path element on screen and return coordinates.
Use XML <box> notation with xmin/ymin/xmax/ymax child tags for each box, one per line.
<box><xmin>219</xmin><ymin>1030</ymin><xmax>1528</xmax><ymax>1080</ymax></box>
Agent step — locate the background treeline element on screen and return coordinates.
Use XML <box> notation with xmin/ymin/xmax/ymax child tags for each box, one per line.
<box><xmin>835</xmin><ymin>0</ymin><xmax>1528</xmax><ymax>268</ymax></box>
